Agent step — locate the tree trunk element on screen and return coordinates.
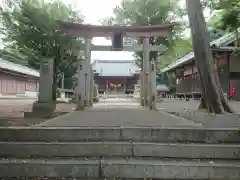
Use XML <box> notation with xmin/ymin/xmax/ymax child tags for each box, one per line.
<box><xmin>186</xmin><ymin>0</ymin><xmax>234</xmax><ymax>113</ymax></box>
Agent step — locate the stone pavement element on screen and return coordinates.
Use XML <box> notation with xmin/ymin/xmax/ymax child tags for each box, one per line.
<box><xmin>36</xmin><ymin>98</ymin><xmax>200</xmax><ymax>127</ymax></box>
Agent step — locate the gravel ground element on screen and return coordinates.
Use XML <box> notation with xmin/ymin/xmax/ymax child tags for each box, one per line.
<box><xmin>0</xmin><ymin>99</ymin><xmax>75</xmax><ymax>126</ymax></box>
<box><xmin>157</xmin><ymin>99</ymin><xmax>240</xmax><ymax>127</ymax></box>
<box><xmin>157</xmin><ymin>99</ymin><xmax>240</xmax><ymax>113</ymax></box>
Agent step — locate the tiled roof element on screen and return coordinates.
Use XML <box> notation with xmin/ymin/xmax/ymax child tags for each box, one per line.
<box><xmin>92</xmin><ymin>60</ymin><xmax>140</xmax><ymax>77</ymax></box>
<box><xmin>161</xmin><ymin>29</ymin><xmax>239</xmax><ymax>73</ymax></box>
<box><xmin>157</xmin><ymin>84</ymin><xmax>170</xmax><ymax>91</ymax></box>
<box><xmin>0</xmin><ymin>58</ymin><xmax>39</xmax><ymax>77</ymax></box>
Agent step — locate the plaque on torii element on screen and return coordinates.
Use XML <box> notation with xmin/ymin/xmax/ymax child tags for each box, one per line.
<box><xmin>58</xmin><ymin>21</ymin><xmax>177</xmax><ymax>110</ymax></box>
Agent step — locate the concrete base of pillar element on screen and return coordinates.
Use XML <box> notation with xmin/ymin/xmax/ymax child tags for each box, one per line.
<box><xmin>144</xmin><ymin>100</ymin><xmax>149</xmax><ymax>107</ymax></box>
<box><xmin>75</xmin><ymin>105</ymin><xmax>84</xmax><ymax>111</ymax></box>
<box><xmin>149</xmin><ymin>104</ymin><xmax>156</xmax><ymax>110</ymax></box>
<box><xmin>93</xmin><ymin>97</ymin><xmax>99</xmax><ymax>103</ymax></box>
<box><xmin>84</xmin><ymin>100</ymin><xmax>89</xmax><ymax>107</ymax></box>
<box><xmin>24</xmin><ymin>101</ymin><xmax>56</xmax><ymax>118</ymax></box>
<box><xmin>89</xmin><ymin>97</ymin><xmax>93</xmax><ymax>106</ymax></box>
<box><xmin>75</xmin><ymin>95</ymin><xmax>85</xmax><ymax>111</ymax></box>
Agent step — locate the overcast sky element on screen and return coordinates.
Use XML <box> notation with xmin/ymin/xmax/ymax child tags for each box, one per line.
<box><xmin>64</xmin><ymin>0</ymin><xmax>206</xmax><ymax>62</ymax></box>
<box><xmin>65</xmin><ymin>0</ymin><xmax>135</xmax><ymax>61</ymax></box>
<box><xmin>1</xmin><ymin>0</ymin><xmax>207</xmax><ymax>61</ymax></box>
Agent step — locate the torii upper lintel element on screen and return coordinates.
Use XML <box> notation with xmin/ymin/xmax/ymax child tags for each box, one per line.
<box><xmin>58</xmin><ymin>21</ymin><xmax>178</xmax><ymax>38</ymax></box>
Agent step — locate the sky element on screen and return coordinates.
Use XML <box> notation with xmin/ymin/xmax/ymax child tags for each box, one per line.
<box><xmin>63</xmin><ymin>0</ymin><xmax>206</xmax><ymax>62</ymax></box>
<box><xmin>0</xmin><ymin>0</ymin><xmax>210</xmax><ymax>61</ymax></box>
<box><xmin>65</xmin><ymin>0</ymin><xmax>135</xmax><ymax>61</ymax></box>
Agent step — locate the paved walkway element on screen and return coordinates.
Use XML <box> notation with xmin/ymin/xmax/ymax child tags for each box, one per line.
<box><xmin>36</xmin><ymin>98</ymin><xmax>200</xmax><ymax>127</ymax></box>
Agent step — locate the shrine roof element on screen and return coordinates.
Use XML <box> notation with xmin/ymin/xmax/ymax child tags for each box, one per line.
<box><xmin>161</xmin><ymin>28</ymin><xmax>240</xmax><ymax>73</ymax></box>
<box><xmin>0</xmin><ymin>58</ymin><xmax>39</xmax><ymax>77</ymax></box>
<box><xmin>92</xmin><ymin>60</ymin><xmax>140</xmax><ymax>77</ymax></box>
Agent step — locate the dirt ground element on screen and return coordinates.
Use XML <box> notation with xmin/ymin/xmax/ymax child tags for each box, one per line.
<box><xmin>0</xmin><ymin>99</ymin><xmax>75</xmax><ymax>126</ymax></box>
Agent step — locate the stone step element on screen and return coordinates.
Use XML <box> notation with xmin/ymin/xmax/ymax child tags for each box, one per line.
<box><xmin>0</xmin><ymin>142</ymin><xmax>239</xmax><ymax>159</ymax></box>
<box><xmin>101</xmin><ymin>158</ymin><xmax>240</xmax><ymax>179</ymax></box>
<box><xmin>0</xmin><ymin>157</ymin><xmax>240</xmax><ymax>179</ymax></box>
<box><xmin>0</xmin><ymin>127</ymin><xmax>239</xmax><ymax>143</ymax></box>
<box><xmin>0</xmin><ymin>158</ymin><xmax>99</xmax><ymax>178</ymax></box>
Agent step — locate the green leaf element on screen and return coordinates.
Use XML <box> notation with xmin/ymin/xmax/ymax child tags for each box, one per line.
<box><xmin>0</xmin><ymin>0</ymin><xmax>84</xmax><ymax>88</ymax></box>
<box><xmin>101</xmin><ymin>0</ymin><xmax>189</xmax><ymax>72</ymax></box>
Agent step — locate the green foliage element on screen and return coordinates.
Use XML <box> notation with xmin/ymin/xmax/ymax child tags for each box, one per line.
<box><xmin>157</xmin><ymin>38</ymin><xmax>192</xmax><ymax>71</ymax></box>
<box><xmin>0</xmin><ymin>43</ymin><xmax>42</xmax><ymax>68</ymax></box>
<box><xmin>0</xmin><ymin>48</ymin><xmax>28</xmax><ymax>66</ymax></box>
<box><xmin>0</xmin><ymin>0</ymin><xmax>84</xmax><ymax>92</ymax></box>
<box><xmin>208</xmin><ymin>27</ymin><xmax>224</xmax><ymax>40</ymax></box>
<box><xmin>206</xmin><ymin>0</ymin><xmax>240</xmax><ymax>46</ymax></box>
<box><xmin>102</xmin><ymin>0</ymin><xmax>188</xmax><ymax>71</ymax></box>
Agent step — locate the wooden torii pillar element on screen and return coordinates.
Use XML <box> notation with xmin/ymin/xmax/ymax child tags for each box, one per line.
<box><xmin>59</xmin><ymin>22</ymin><xmax>175</xmax><ymax>110</ymax></box>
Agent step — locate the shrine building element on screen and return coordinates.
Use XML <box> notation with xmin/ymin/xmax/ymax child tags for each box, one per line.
<box><xmin>92</xmin><ymin>60</ymin><xmax>140</xmax><ymax>94</ymax></box>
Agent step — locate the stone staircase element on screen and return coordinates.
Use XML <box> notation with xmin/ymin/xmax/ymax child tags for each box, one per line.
<box><xmin>0</xmin><ymin>126</ymin><xmax>240</xmax><ymax>179</ymax></box>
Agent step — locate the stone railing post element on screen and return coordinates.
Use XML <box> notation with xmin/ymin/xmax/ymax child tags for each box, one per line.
<box><xmin>84</xmin><ymin>37</ymin><xmax>92</xmax><ymax>106</ymax></box>
<box><xmin>140</xmin><ymin>70</ymin><xmax>144</xmax><ymax>106</ymax></box>
<box><xmin>143</xmin><ymin>37</ymin><xmax>149</xmax><ymax>106</ymax></box>
<box><xmin>76</xmin><ymin>59</ymin><xmax>85</xmax><ymax>110</ymax></box>
<box><xmin>149</xmin><ymin>60</ymin><xmax>157</xmax><ymax>110</ymax></box>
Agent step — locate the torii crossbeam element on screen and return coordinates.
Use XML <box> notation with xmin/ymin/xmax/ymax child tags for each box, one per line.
<box><xmin>59</xmin><ymin>22</ymin><xmax>176</xmax><ymax>37</ymax></box>
<box><xmin>58</xmin><ymin>21</ymin><xmax>176</xmax><ymax>110</ymax></box>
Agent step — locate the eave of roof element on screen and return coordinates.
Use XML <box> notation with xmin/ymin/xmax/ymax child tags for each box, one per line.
<box><xmin>0</xmin><ymin>58</ymin><xmax>39</xmax><ymax>77</ymax></box>
<box><xmin>211</xmin><ymin>46</ymin><xmax>237</xmax><ymax>52</ymax></box>
<box><xmin>157</xmin><ymin>84</ymin><xmax>170</xmax><ymax>91</ymax></box>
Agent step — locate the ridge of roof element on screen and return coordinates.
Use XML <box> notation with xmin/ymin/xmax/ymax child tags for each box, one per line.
<box><xmin>92</xmin><ymin>59</ymin><xmax>140</xmax><ymax>77</ymax></box>
<box><xmin>93</xmin><ymin>60</ymin><xmax>135</xmax><ymax>64</ymax></box>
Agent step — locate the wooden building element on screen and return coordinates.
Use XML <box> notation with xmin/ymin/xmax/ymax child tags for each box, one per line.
<box><xmin>161</xmin><ymin>30</ymin><xmax>240</xmax><ymax>100</ymax></box>
<box><xmin>0</xmin><ymin>58</ymin><xmax>39</xmax><ymax>98</ymax></box>
<box><xmin>92</xmin><ymin>60</ymin><xmax>140</xmax><ymax>94</ymax></box>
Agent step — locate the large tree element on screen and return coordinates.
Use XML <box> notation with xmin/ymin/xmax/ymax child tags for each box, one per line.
<box><xmin>0</xmin><ymin>0</ymin><xmax>83</xmax><ymax>100</ymax></box>
<box><xmin>186</xmin><ymin>0</ymin><xmax>233</xmax><ymax>113</ymax></box>
<box><xmin>102</xmin><ymin>0</ymin><xmax>187</xmax><ymax>70</ymax></box>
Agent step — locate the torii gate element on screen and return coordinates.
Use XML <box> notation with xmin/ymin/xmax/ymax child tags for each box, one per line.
<box><xmin>59</xmin><ymin>22</ymin><xmax>175</xmax><ymax>110</ymax></box>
